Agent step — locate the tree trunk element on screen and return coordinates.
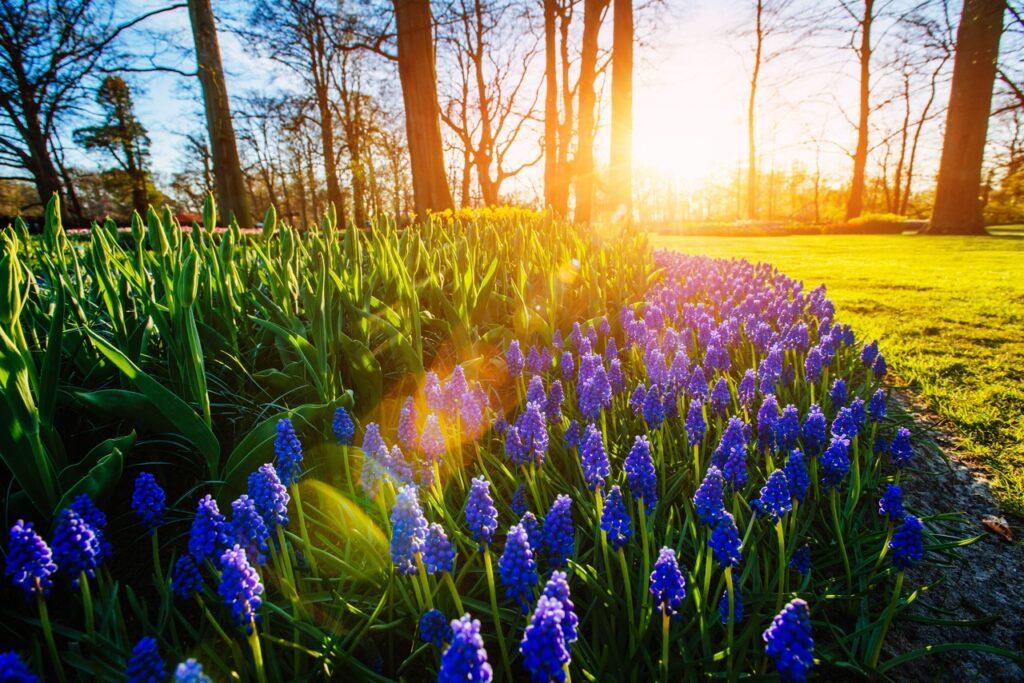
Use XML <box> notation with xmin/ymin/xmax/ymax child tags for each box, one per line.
<box><xmin>554</xmin><ymin>1</ymin><xmax>574</xmax><ymax>215</ymax></box>
<box><xmin>746</xmin><ymin>0</ymin><xmax>763</xmax><ymax>220</ymax></box>
<box><xmin>845</xmin><ymin>0</ymin><xmax>873</xmax><ymax>220</ymax></box>
<box><xmin>575</xmin><ymin>0</ymin><xmax>607</xmax><ymax>224</ymax></box>
<box><xmin>543</xmin><ymin>0</ymin><xmax>560</xmax><ymax>212</ymax></box>
<box><xmin>394</xmin><ymin>0</ymin><xmax>453</xmax><ymax>216</ymax></box>
<box><xmin>610</xmin><ymin>0</ymin><xmax>633</xmax><ymax>218</ymax></box>
<box><xmin>20</xmin><ymin>96</ymin><xmax>63</xmax><ymax>212</ymax></box>
<box><xmin>929</xmin><ymin>0</ymin><xmax>1006</xmax><ymax>234</ymax></box>
<box><xmin>188</xmin><ymin>0</ymin><xmax>253</xmax><ymax>226</ymax></box>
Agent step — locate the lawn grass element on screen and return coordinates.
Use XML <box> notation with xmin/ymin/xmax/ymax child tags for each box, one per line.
<box><xmin>656</xmin><ymin>233</ymin><xmax>1024</xmax><ymax>516</ymax></box>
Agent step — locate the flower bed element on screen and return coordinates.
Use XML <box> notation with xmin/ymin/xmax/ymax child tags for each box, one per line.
<box><xmin>8</xmin><ymin>233</ymin><xmax>1013</xmax><ymax>681</ymax></box>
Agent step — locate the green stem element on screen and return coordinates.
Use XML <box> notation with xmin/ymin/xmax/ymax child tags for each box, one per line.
<box><xmin>617</xmin><ymin>548</ymin><xmax>636</xmax><ymax>653</ymax></box>
<box><xmin>445</xmin><ymin>572</ymin><xmax>465</xmax><ymax>615</ymax></box>
<box><xmin>151</xmin><ymin>530</ymin><xmax>164</xmax><ymax>587</ymax></box>
<box><xmin>38</xmin><ymin>593</ymin><xmax>66</xmax><ymax>683</ymax></box>
<box><xmin>290</xmin><ymin>483</ymin><xmax>319</xmax><ymax>578</ymax></box>
<box><xmin>482</xmin><ymin>547</ymin><xmax>513</xmax><ymax>682</ymax></box>
<box><xmin>868</xmin><ymin>571</ymin><xmax>904</xmax><ymax>669</ymax></box>
<box><xmin>829</xmin><ymin>489</ymin><xmax>852</xmax><ymax>592</ymax></box>
<box><xmin>79</xmin><ymin>571</ymin><xmax>95</xmax><ymax>640</ymax></box>
<box><xmin>249</xmin><ymin>625</ymin><xmax>268</xmax><ymax>683</ymax></box>
<box><xmin>775</xmin><ymin>520</ymin><xmax>786</xmax><ymax>612</ymax></box>
<box><xmin>725</xmin><ymin>567</ymin><xmax>735</xmax><ymax>683</ymax></box>
<box><xmin>660</xmin><ymin>609</ymin><xmax>670</xmax><ymax>683</ymax></box>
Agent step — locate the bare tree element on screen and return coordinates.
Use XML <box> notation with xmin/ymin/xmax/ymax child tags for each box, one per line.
<box><xmin>930</xmin><ymin>0</ymin><xmax>1006</xmax><ymax>234</ymax></box>
<box><xmin>439</xmin><ymin>0</ymin><xmax>543</xmax><ymax>206</ymax></box>
<box><xmin>394</xmin><ymin>0</ymin><xmax>453</xmax><ymax>214</ymax></box>
<box><xmin>0</xmin><ymin>0</ymin><xmax>182</xmax><ymax>218</ymax></box>
<box><xmin>842</xmin><ymin>0</ymin><xmax>875</xmax><ymax>220</ymax></box>
<box><xmin>609</xmin><ymin>0</ymin><xmax>633</xmax><ymax>216</ymax></box>
<box><xmin>188</xmin><ymin>0</ymin><xmax>252</xmax><ymax>226</ymax></box>
<box><xmin>575</xmin><ymin>0</ymin><xmax>609</xmax><ymax>224</ymax></box>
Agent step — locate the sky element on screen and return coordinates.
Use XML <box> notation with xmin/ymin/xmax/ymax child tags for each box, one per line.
<box><xmin>71</xmin><ymin>0</ymin><xmax>971</xmax><ymax>200</ymax></box>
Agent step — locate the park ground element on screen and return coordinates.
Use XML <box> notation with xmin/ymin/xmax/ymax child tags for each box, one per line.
<box><xmin>656</xmin><ymin>232</ymin><xmax>1024</xmax><ymax>518</ymax></box>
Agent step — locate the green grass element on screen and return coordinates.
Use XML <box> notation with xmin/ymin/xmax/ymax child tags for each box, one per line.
<box><xmin>656</xmin><ymin>234</ymin><xmax>1024</xmax><ymax>516</ymax></box>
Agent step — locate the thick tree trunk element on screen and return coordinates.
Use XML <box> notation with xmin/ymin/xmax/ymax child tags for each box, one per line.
<box><xmin>929</xmin><ymin>0</ymin><xmax>1006</xmax><ymax>235</ymax></box>
<box><xmin>610</xmin><ymin>0</ymin><xmax>633</xmax><ymax>218</ymax></box>
<box><xmin>554</xmin><ymin>2</ymin><xmax>574</xmax><ymax>215</ymax></box>
<box><xmin>313</xmin><ymin>80</ymin><xmax>345</xmax><ymax>215</ymax></box>
<box><xmin>746</xmin><ymin>0</ymin><xmax>763</xmax><ymax>220</ymax></box>
<box><xmin>845</xmin><ymin>0</ymin><xmax>873</xmax><ymax>220</ymax></box>
<box><xmin>394</xmin><ymin>0</ymin><xmax>453</xmax><ymax>216</ymax></box>
<box><xmin>575</xmin><ymin>0</ymin><xmax>607</xmax><ymax>224</ymax></box>
<box><xmin>188</xmin><ymin>0</ymin><xmax>253</xmax><ymax>226</ymax></box>
<box><xmin>543</xmin><ymin>0</ymin><xmax>560</xmax><ymax>212</ymax></box>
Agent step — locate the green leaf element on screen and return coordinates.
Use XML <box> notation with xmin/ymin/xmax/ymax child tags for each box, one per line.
<box><xmin>85</xmin><ymin>330</ymin><xmax>220</xmax><ymax>474</ymax></box>
<box><xmin>219</xmin><ymin>393</ymin><xmax>353</xmax><ymax>493</ymax></box>
<box><xmin>53</xmin><ymin>446</ymin><xmax>125</xmax><ymax>518</ymax></box>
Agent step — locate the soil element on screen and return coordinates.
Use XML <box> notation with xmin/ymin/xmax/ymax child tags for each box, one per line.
<box><xmin>885</xmin><ymin>390</ymin><xmax>1024</xmax><ymax>681</ymax></box>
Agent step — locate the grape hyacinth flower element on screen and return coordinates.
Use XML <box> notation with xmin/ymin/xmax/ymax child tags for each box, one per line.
<box><xmin>687</xmin><ymin>365</ymin><xmax>708</xmax><ymax>400</ymax></box>
<box><xmin>829</xmin><ymin>379</ymin><xmax>847</xmax><ymax>407</ymax></box>
<box><xmin>5</xmin><ymin>521</ymin><xmax>56</xmax><ymax>597</ymax></box>
<box><xmin>526</xmin><ymin>375</ymin><xmax>546</xmax><ymax>406</ymax></box>
<box><xmin>230</xmin><ymin>495</ymin><xmax>270</xmax><ymax>565</ymax></box>
<box><xmin>831</xmin><ymin>407</ymin><xmax>859</xmax><ymax>441</ymax></box>
<box><xmin>719</xmin><ymin>585</ymin><xmax>744</xmax><ymax>624</ymax></box>
<box><xmin>560</xmin><ymin>351</ymin><xmax>574</xmax><ymax>381</ymax></box>
<box><xmin>709</xmin><ymin>512</ymin><xmax>743</xmax><ymax>569</ymax></box>
<box><xmin>511</xmin><ymin>484</ymin><xmax>528</xmax><ymax>517</ymax></box>
<box><xmin>890</xmin><ymin>514</ymin><xmax>924</xmax><ymax>570</ymax></box>
<box><xmin>563</xmin><ymin>419</ymin><xmax>581</xmax><ymax>450</ymax></box>
<box><xmin>873</xmin><ymin>353</ymin><xmax>888</xmax><ymax>379</ymax></box>
<box><xmin>717</xmin><ymin>417</ymin><xmax>750</xmax><ymax>489</ymax></box>
<box><xmin>390</xmin><ymin>485</ymin><xmax>428</xmax><ymax>574</ymax></box>
<box><xmin>763</xmin><ymin>599</ymin><xmax>814</xmax><ymax>682</ymax></box>
<box><xmin>498</xmin><ymin>524</ymin><xmax>538</xmax><ymax>613</ymax></box>
<box><xmin>189</xmin><ymin>495</ymin><xmax>228</xmax><ymax>562</ymax></box>
<box><xmin>629</xmin><ymin>384</ymin><xmax>647</xmax><ymax>415</ymax></box>
<box><xmin>173</xmin><ymin>659</ymin><xmax>212</xmax><ymax>683</ymax></box>
<box><xmin>218</xmin><ymin>545</ymin><xmax>264</xmax><ymax>631</ymax></box>
<box><xmin>738</xmin><ymin>370</ymin><xmax>756</xmax><ymax>409</ymax></box>
<box><xmin>130</xmin><ymin>473</ymin><xmax>165</xmax><ymax>535</ymax></box>
<box><xmin>52</xmin><ymin>507</ymin><xmax>101</xmax><ymax>584</ymax></box>
<box><xmin>542</xmin><ymin>571</ymin><xmax>579</xmax><ymax>645</ymax></box>
<box><xmin>642</xmin><ymin>386</ymin><xmax>665</xmax><ymax>427</ymax></box>
<box><xmin>820</xmin><ymin>437</ymin><xmax>851</xmax><ymax>490</ymax></box>
<box><xmin>546</xmin><ymin>380</ymin><xmax>565</xmax><ymax>423</ymax></box>
<box><xmin>420</xmin><ymin>609</ymin><xmax>454</xmax><ymax>648</ymax></box>
<box><xmin>396</xmin><ymin>398</ymin><xmax>418</xmax><ymax>452</ymax></box>
<box><xmin>248</xmin><ymin>464</ymin><xmax>290</xmax><ymax>530</ymax></box>
<box><xmin>783</xmin><ymin>450</ymin><xmax>810</xmax><ymax>503</ymax></box>
<box><xmin>775</xmin><ymin>405</ymin><xmax>800</xmax><ymax>453</ymax></box>
<box><xmin>804</xmin><ymin>347</ymin><xmax>823</xmax><ymax>383</ymax></box>
<box><xmin>694</xmin><ymin>465</ymin><xmax>725</xmax><ymax>526</ymax></box>
<box><xmin>861</xmin><ymin>340</ymin><xmax>879</xmax><ymax>367</ymax></box>
<box><xmin>756</xmin><ymin>395</ymin><xmax>779</xmax><ymax>452</ymax></box>
<box><xmin>890</xmin><ymin>427</ymin><xmax>913</xmax><ymax>467</ymax></box>
<box><xmin>710</xmin><ymin>377</ymin><xmax>731</xmax><ymax>417</ymax></box>
<box><xmin>274</xmin><ymin>418</ymin><xmax>304</xmax><ymax>486</ymax></box>
<box><xmin>0</xmin><ymin>651</ymin><xmax>38</xmax><ymax>682</ymax></box>
<box><xmin>69</xmin><ymin>494</ymin><xmax>110</xmax><ymax>561</ymax></box>
<box><xmin>579</xmin><ymin>423</ymin><xmax>609</xmax><ymax>491</ymax></box>
<box><xmin>421</xmin><ymin>414</ymin><xmax>446</xmax><ymax>465</ymax></box>
<box><xmin>520</xmin><ymin>512</ymin><xmax>543</xmax><ymax>557</ymax></box>
<box><xmin>387</xmin><ymin>445</ymin><xmax>414</xmax><ymax>485</ymax></box>
<box><xmin>878</xmin><ymin>484</ymin><xmax>905</xmax><ymax>522</ymax></box>
<box><xmin>332</xmin><ymin>406</ymin><xmax>355</xmax><ymax>446</ymax></box>
<box><xmin>438</xmin><ymin>614</ymin><xmax>492</xmax><ymax>683</ymax></box>
<box><xmin>423</xmin><ymin>523</ymin><xmax>455</xmax><ymax>574</ymax></box>
<box><xmin>753</xmin><ymin>470</ymin><xmax>792</xmax><ymax>522</ymax></box>
<box><xmin>520</xmin><ymin>595</ymin><xmax>571</xmax><ymax>682</ymax></box>
<box><xmin>504</xmin><ymin>425</ymin><xmax>528</xmax><ymax>466</ymax></box>
<box><xmin>600</xmin><ymin>486</ymin><xmax>632</xmax><ymax>551</ymax></box>
<box><xmin>425</xmin><ymin>372</ymin><xmax>444</xmax><ymax>412</ymax></box>
<box><xmin>624</xmin><ymin>435</ymin><xmax>658</xmax><ymax>514</ymax></box>
<box><xmin>789</xmin><ymin>545</ymin><xmax>811</xmax><ymax>576</ymax></box>
<box><xmin>649</xmin><ymin>547</ymin><xmax>686</xmax><ymax>617</ymax></box>
<box><xmin>868</xmin><ymin>389</ymin><xmax>887</xmax><ymax>422</ymax></box>
<box><xmin>124</xmin><ymin>637</ymin><xmax>165</xmax><ymax>683</ymax></box>
<box><xmin>171</xmin><ymin>555</ymin><xmax>204</xmax><ymax>598</ymax></box>
<box><xmin>361</xmin><ymin>422</ymin><xmax>385</xmax><ymax>462</ymax></box>
<box><xmin>465</xmin><ymin>477</ymin><xmax>498</xmax><ymax>549</ymax></box>
<box><xmin>685</xmin><ymin>400</ymin><xmax>706</xmax><ymax>445</ymax></box>
<box><xmin>517</xmin><ymin>402</ymin><xmax>549</xmax><ymax>465</ymax></box>
<box><xmin>542</xmin><ymin>495</ymin><xmax>574</xmax><ymax>567</ymax></box>
<box><xmin>800</xmin><ymin>405</ymin><xmax>827</xmax><ymax>457</ymax></box>
<box><xmin>507</xmin><ymin>340</ymin><xmax>524</xmax><ymax>378</ymax></box>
